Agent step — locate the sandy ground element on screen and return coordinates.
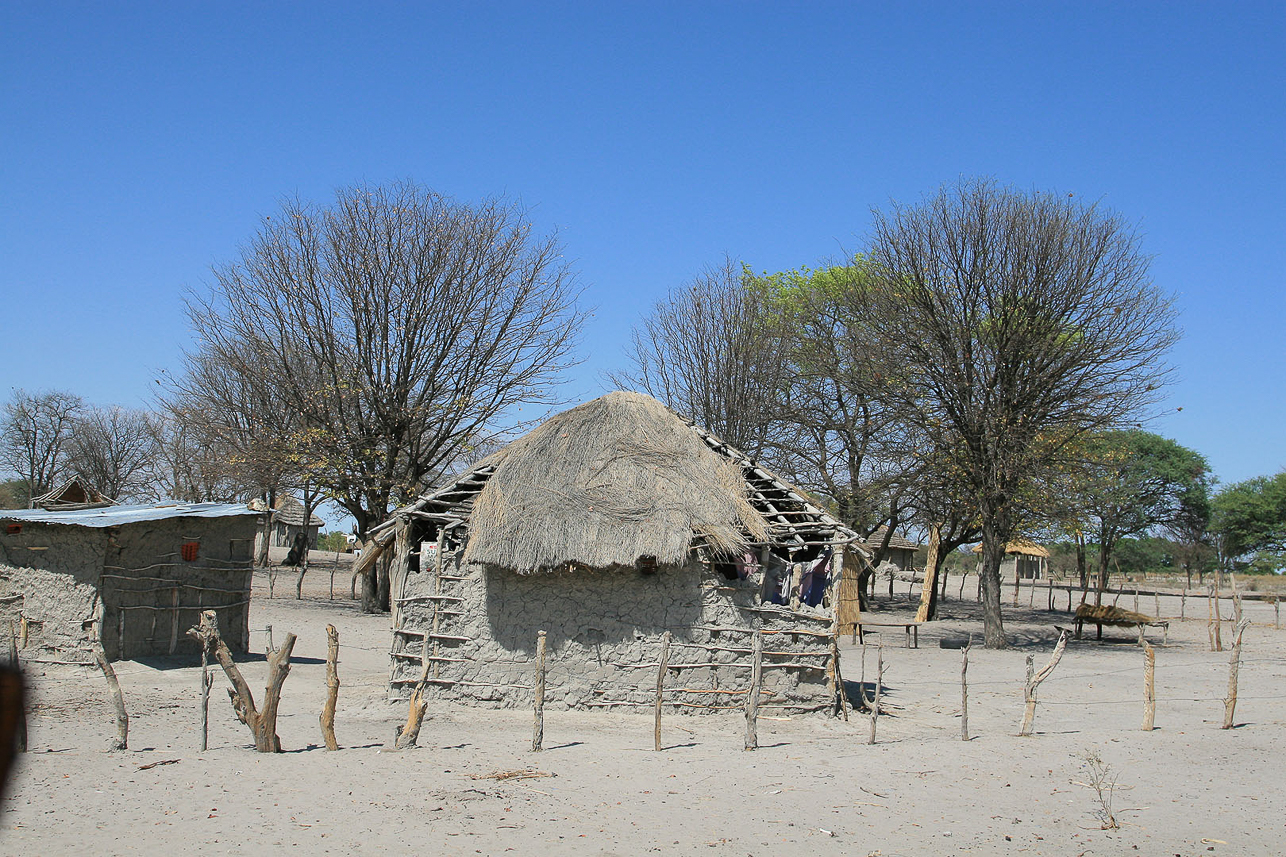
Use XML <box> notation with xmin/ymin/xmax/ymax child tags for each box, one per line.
<box><xmin>2</xmin><ymin>561</ymin><xmax>1284</xmax><ymax>856</ymax></box>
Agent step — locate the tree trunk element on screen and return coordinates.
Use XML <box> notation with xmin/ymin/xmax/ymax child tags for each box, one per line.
<box><xmin>360</xmin><ymin>566</ymin><xmax>381</xmax><ymax>613</ymax></box>
<box><xmin>915</xmin><ymin>525</ymin><xmax>941</xmax><ymax>623</ymax></box>
<box><xmin>979</xmin><ymin>525</ymin><xmax>1008</xmax><ymax>648</ymax></box>
<box><xmin>1075</xmin><ymin>532</ymin><xmax>1087</xmax><ymax>592</ymax></box>
<box><xmin>1095</xmin><ymin>543</ymin><xmax>1111</xmax><ymax>607</ymax></box>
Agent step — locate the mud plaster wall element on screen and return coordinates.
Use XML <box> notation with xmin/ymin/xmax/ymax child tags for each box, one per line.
<box><xmin>390</xmin><ymin>548</ymin><xmax>835</xmax><ymax>713</ymax></box>
<box><xmin>104</xmin><ymin>516</ymin><xmax>256</xmax><ymax>660</ymax></box>
<box><xmin>0</xmin><ymin>523</ymin><xmax>106</xmax><ymax>662</ymax></box>
<box><xmin>0</xmin><ymin>515</ymin><xmax>256</xmax><ymax>662</ymax></box>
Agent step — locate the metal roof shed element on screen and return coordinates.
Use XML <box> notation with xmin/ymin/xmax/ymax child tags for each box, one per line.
<box><xmin>0</xmin><ymin>502</ymin><xmax>263</xmax><ymax>661</ymax></box>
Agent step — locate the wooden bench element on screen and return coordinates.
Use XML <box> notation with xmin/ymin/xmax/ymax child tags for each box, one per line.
<box><xmin>846</xmin><ymin>621</ymin><xmax>922</xmax><ymax>648</ymax></box>
<box><xmin>1073</xmin><ymin>605</ymin><xmax>1169</xmax><ymax>645</ymax></box>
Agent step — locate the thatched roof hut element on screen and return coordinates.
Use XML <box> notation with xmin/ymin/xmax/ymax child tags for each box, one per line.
<box><xmin>373</xmin><ymin>391</ymin><xmax>869</xmax><ymax>713</ymax></box>
<box><xmin>462</xmin><ymin>391</ymin><xmax>768</xmax><ymax>572</ymax></box>
<box><xmin>33</xmin><ymin>476</ymin><xmax>115</xmax><ymax>511</ymax></box>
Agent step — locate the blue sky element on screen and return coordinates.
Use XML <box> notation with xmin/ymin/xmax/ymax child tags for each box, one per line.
<box><xmin>2</xmin><ymin>2</ymin><xmax>1283</xmax><ymax>512</ymax></box>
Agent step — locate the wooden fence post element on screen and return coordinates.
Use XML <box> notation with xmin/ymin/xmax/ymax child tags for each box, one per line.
<box><xmin>199</xmin><ymin>638</ymin><xmax>211</xmax><ymax>751</ymax></box>
<box><xmin>91</xmin><ymin>641</ymin><xmax>129</xmax><ymax>751</ymax></box>
<box><xmin>654</xmin><ymin>631</ymin><xmax>670</xmax><ymax>751</ymax></box>
<box><xmin>1181</xmin><ymin>585</ymin><xmax>1186</xmax><ymax>620</ymax></box>
<box><xmin>532</xmin><ymin>630</ymin><xmax>546</xmax><ymax>752</ymax></box>
<box><xmin>1142</xmin><ymin>642</ymin><xmax>1155</xmax><ymax>731</ymax></box>
<box><xmin>1222</xmin><ymin>619</ymin><xmax>1249</xmax><ymax>729</ymax></box>
<box><xmin>867</xmin><ymin>644</ymin><xmax>883</xmax><ymax>745</ymax></box>
<box><xmin>395</xmin><ymin>634</ymin><xmax>431</xmax><ymax>750</ymax></box>
<box><xmin>1019</xmin><ymin>630</ymin><xmax>1069</xmax><ymax>736</ymax></box>
<box><xmin>320</xmin><ymin>624</ymin><xmax>339</xmax><ymax>751</ymax></box>
<box><xmin>744</xmin><ymin>629</ymin><xmax>762</xmax><ymax>750</ymax></box>
<box><xmin>960</xmin><ymin>640</ymin><xmax>970</xmax><ymax>741</ymax></box>
<box><xmin>830</xmin><ymin>633</ymin><xmax>848</xmax><ymax>721</ymax></box>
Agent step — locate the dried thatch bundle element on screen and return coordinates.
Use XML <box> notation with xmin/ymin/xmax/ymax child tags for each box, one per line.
<box><xmin>1075</xmin><ymin>604</ymin><xmax>1155</xmax><ymax>624</ymax></box>
<box><xmin>463</xmin><ymin>391</ymin><xmax>768</xmax><ymax>573</ymax></box>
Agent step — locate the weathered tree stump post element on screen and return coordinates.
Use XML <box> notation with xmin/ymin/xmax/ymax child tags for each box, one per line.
<box><xmin>960</xmin><ymin>639</ymin><xmax>970</xmax><ymax>741</ymax></box>
<box><xmin>829</xmin><ymin>633</ymin><xmax>848</xmax><ymax>721</ymax></box>
<box><xmin>1274</xmin><ymin>596</ymin><xmax>1280</xmax><ymax>630</ymax></box>
<box><xmin>87</xmin><ymin>621</ymin><xmax>127</xmax><ymax>751</ymax></box>
<box><xmin>1142</xmin><ymin>641</ymin><xmax>1155</xmax><ymax>732</ymax></box>
<box><xmin>199</xmin><ymin>637</ymin><xmax>211</xmax><ymax>751</ymax></box>
<box><xmin>859</xmin><ymin>639</ymin><xmax>868</xmax><ymax>708</ymax></box>
<box><xmin>395</xmin><ymin>634</ymin><xmax>432</xmax><ymax>750</ymax></box>
<box><xmin>532</xmin><ymin>630</ymin><xmax>546</xmax><ymax>752</ymax></box>
<box><xmin>320</xmin><ymin>624</ymin><xmax>340</xmax><ymax>751</ymax></box>
<box><xmin>91</xmin><ymin>642</ymin><xmax>129</xmax><ymax>751</ymax></box>
<box><xmin>867</xmin><ymin>644</ymin><xmax>883</xmax><ymax>745</ymax></box>
<box><xmin>654</xmin><ymin>631</ymin><xmax>670</xmax><ymax>751</ymax></box>
<box><xmin>1222</xmin><ymin>619</ymin><xmax>1250</xmax><ymax>729</ymax></box>
<box><xmin>186</xmin><ymin>610</ymin><xmax>296</xmax><ymax>752</ymax></box>
<box><xmin>1019</xmin><ymin>630</ymin><xmax>1068</xmax><ymax>737</ymax></box>
<box><xmin>744</xmin><ymin>629</ymin><xmax>762</xmax><ymax>750</ymax></box>
<box><xmin>1181</xmin><ymin>585</ymin><xmax>1186</xmax><ymax>620</ymax></box>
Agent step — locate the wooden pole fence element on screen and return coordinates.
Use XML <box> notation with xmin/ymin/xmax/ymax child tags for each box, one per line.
<box><xmin>654</xmin><ymin>631</ymin><xmax>670</xmax><ymax>751</ymax></box>
<box><xmin>744</xmin><ymin>629</ymin><xmax>762</xmax><ymax>750</ymax></box>
<box><xmin>320</xmin><ymin>624</ymin><xmax>339</xmax><ymax>751</ymax></box>
<box><xmin>532</xmin><ymin>630</ymin><xmax>546</xmax><ymax>752</ymax></box>
<box><xmin>1222</xmin><ymin>619</ymin><xmax>1250</xmax><ymax>729</ymax></box>
<box><xmin>1142</xmin><ymin>641</ymin><xmax>1155</xmax><ymax>732</ymax></box>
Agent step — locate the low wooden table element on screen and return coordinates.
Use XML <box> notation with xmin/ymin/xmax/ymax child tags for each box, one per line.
<box><xmin>848</xmin><ymin>621</ymin><xmax>921</xmax><ymax>648</ymax></box>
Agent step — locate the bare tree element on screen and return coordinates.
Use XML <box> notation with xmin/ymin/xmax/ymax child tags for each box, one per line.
<box><xmin>867</xmin><ymin>178</ymin><xmax>1177</xmax><ymax>648</ymax></box>
<box><xmin>612</xmin><ymin>257</ymin><xmax>790</xmax><ymax>458</ymax></box>
<box><xmin>65</xmin><ymin>406</ymin><xmax>159</xmax><ymax>502</ymax></box>
<box><xmin>0</xmin><ymin>389</ymin><xmax>83</xmax><ymax>506</ymax></box>
<box><xmin>148</xmin><ymin>408</ymin><xmax>247</xmax><ymax>503</ymax></box>
<box><xmin>183</xmin><ymin>180</ymin><xmax>585</xmax><ymax>611</ymax></box>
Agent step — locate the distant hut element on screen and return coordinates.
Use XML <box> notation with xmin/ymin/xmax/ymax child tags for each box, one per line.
<box><xmin>0</xmin><ymin>502</ymin><xmax>262</xmax><ymax>661</ymax></box>
<box><xmin>972</xmin><ymin>540</ymin><xmax>1049</xmax><ymax>580</ymax></box>
<box><xmin>265</xmin><ymin>495</ymin><xmax>324</xmax><ymax>550</ymax></box>
<box><xmin>367</xmin><ymin>391</ymin><xmax>870</xmax><ymax>713</ymax></box>
<box><xmin>32</xmin><ymin>476</ymin><xmax>116</xmax><ymax>511</ymax></box>
<box><xmin>864</xmin><ymin>526</ymin><xmax>923</xmax><ymax>572</ymax></box>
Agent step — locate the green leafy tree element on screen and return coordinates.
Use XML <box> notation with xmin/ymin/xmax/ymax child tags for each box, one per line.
<box><xmin>1211</xmin><ymin>472</ymin><xmax>1286</xmax><ymax>572</ymax></box>
<box><xmin>1071</xmin><ymin>430</ymin><xmax>1211</xmax><ymax>602</ymax></box>
<box><xmin>866</xmin><ymin>178</ymin><xmax>1178</xmax><ymax>647</ymax></box>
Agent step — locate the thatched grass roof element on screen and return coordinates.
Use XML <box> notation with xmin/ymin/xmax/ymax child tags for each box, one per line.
<box><xmin>970</xmin><ymin>539</ymin><xmax>1050</xmax><ymax>558</ymax></box>
<box><xmin>1075</xmin><ymin>604</ymin><xmax>1157</xmax><ymax>624</ymax></box>
<box><xmin>462</xmin><ymin>391</ymin><xmax>769</xmax><ymax>573</ymax></box>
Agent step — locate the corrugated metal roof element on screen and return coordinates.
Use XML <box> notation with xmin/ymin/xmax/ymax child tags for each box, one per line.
<box><xmin>0</xmin><ymin>502</ymin><xmax>263</xmax><ymax>528</ymax></box>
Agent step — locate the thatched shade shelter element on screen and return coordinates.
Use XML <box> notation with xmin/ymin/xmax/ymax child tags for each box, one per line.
<box><xmin>864</xmin><ymin>525</ymin><xmax>923</xmax><ymax>572</ymax></box>
<box><xmin>972</xmin><ymin>539</ymin><xmax>1050</xmax><ymax>580</ymax></box>
<box><xmin>372</xmin><ymin>391</ymin><xmax>869</xmax><ymax>713</ymax></box>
